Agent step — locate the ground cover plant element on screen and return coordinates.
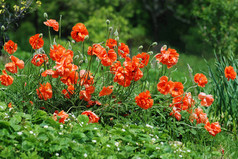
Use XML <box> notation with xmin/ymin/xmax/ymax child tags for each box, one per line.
<box><xmin>0</xmin><ymin>12</ymin><xmax>238</xmax><ymax>158</ymax></box>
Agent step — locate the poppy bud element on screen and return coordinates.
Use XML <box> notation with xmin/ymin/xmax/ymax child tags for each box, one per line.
<box><xmin>106</xmin><ymin>19</ymin><xmax>110</xmax><ymax>25</ymax></box>
<box><xmin>1</xmin><ymin>25</ymin><xmax>5</xmax><ymax>31</ymax></box>
<box><xmin>53</xmin><ymin>38</ymin><xmax>57</xmax><ymax>45</ymax></box>
<box><xmin>115</xmin><ymin>36</ymin><xmax>119</xmax><ymax>41</ymax></box>
<box><xmin>79</xmin><ymin>60</ymin><xmax>83</xmax><ymax>64</ymax></box>
<box><xmin>68</xmin><ymin>42</ymin><xmax>72</xmax><ymax>50</ymax></box>
<box><xmin>74</xmin><ymin>55</ymin><xmax>79</xmax><ymax>60</ymax></box>
<box><xmin>106</xmin><ymin>46</ymin><xmax>110</xmax><ymax>52</ymax></box>
<box><xmin>148</xmin><ymin>51</ymin><xmax>153</xmax><ymax>55</ymax></box>
<box><xmin>44</xmin><ymin>12</ymin><xmax>48</xmax><ymax>19</ymax></box>
<box><xmin>161</xmin><ymin>45</ymin><xmax>167</xmax><ymax>51</ymax></box>
<box><xmin>152</xmin><ymin>42</ymin><xmax>158</xmax><ymax>47</ymax></box>
<box><xmin>40</xmin><ymin>68</ymin><xmax>44</xmax><ymax>73</ymax></box>
<box><xmin>109</xmin><ymin>27</ymin><xmax>113</xmax><ymax>32</ymax></box>
<box><xmin>114</xmin><ymin>29</ymin><xmax>118</xmax><ymax>36</ymax></box>
<box><xmin>84</xmin><ymin>35</ymin><xmax>89</xmax><ymax>41</ymax></box>
<box><xmin>71</xmin><ymin>40</ymin><xmax>75</xmax><ymax>44</ymax></box>
<box><xmin>39</xmin><ymin>33</ymin><xmax>43</xmax><ymax>38</ymax></box>
<box><xmin>138</xmin><ymin>45</ymin><xmax>143</xmax><ymax>50</ymax></box>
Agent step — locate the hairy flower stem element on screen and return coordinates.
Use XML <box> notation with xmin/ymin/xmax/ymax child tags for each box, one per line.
<box><xmin>59</xmin><ymin>15</ymin><xmax>62</xmax><ymax>43</ymax></box>
<box><xmin>48</xmin><ymin>27</ymin><xmax>52</xmax><ymax>46</ymax></box>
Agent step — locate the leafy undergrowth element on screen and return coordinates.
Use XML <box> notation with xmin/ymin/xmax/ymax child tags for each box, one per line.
<box><xmin>1</xmin><ymin>102</ymin><xmax>236</xmax><ymax>159</ymax></box>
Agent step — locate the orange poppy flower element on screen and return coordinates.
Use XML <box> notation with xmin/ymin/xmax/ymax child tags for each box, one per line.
<box><xmin>81</xmin><ymin>111</ymin><xmax>100</xmax><ymax>123</ymax></box>
<box><xmin>36</xmin><ymin>82</ymin><xmax>53</xmax><ymax>100</ymax></box>
<box><xmin>118</xmin><ymin>43</ymin><xmax>129</xmax><ymax>58</ymax></box>
<box><xmin>157</xmin><ymin>76</ymin><xmax>174</xmax><ymax>95</ymax></box>
<box><xmin>79</xmin><ymin>70</ymin><xmax>94</xmax><ymax>86</ymax></box>
<box><xmin>60</xmin><ymin>71</ymin><xmax>79</xmax><ymax>86</ymax></box>
<box><xmin>29</xmin><ymin>34</ymin><xmax>44</xmax><ymax>50</ymax></box>
<box><xmin>86</xmin><ymin>100</ymin><xmax>102</xmax><ymax>107</ymax></box>
<box><xmin>79</xmin><ymin>90</ymin><xmax>92</xmax><ymax>102</ymax></box>
<box><xmin>136</xmin><ymin>52</ymin><xmax>150</xmax><ymax>68</ymax></box>
<box><xmin>170</xmin><ymin>82</ymin><xmax>184</xmax><ymax>97</ymax></box>
<box><xmin>171</xmin><ymin>92</ymin><xmax>195</xmax><ymax>111</ymax></box>
<box><xmin>44</xmin><ymin>19</ymin><xmax>59</xmax><ymax>31</ymax></box>
<box><xmin>198</xmin><ymin>92</ymin><xmax>214</xmax><ymax>107</ymax></box>
<box><xmin>0</xmin><ymin>69</ymin><xmax>14</xmax><ymax>86</ymax></box>
<box><xmin>204</xmin><ymin>122</ymin><xmax>221</xmax><ymax>136</ymax></box>
<box><xmin>31</xmin><ymin>54</ymin><xmax>49</xmax><ymax>66</ymax></box>
<box><xmin>87</xmin><ymin>44</ymin><xmax>104</xmax><ymax>56</ymax></box>
<box><xmin>54</xmin><ymin>56</ymin><xmax>78</xmax><ymax>77</ymax></box>
<box><xmin>190</xmin><ymin>107</ymin><xmax>209</xmax><ymax>124</ymax></box>
<box><xmin>71</xmin><ymin>23</ymin><xmax>89</xmax><ymax>42</ymax></box>
<box><xmin>8</xmin><ymin>102</ymin><xmax>13</xmax><ymax>108</ymax></box>
<box><xmin>62</xmin><ymin>85</ymin><xmax>74</xmax><ymax>99</ymax></box>
<box><xmin>224</xmin><ymin>66</ymin><xmax>236</xmax><ymax>81</ymax></box>
<box><xmin>4</xmin><ymin>40</ymin><xmax>17</xmax><ymax>54</ymax></box>
<box><xmin>155</xmin><ymin>47</ymin><xmax>179</xmax><ymax>69</ymax></box>
<box><xmin>41</xmin><ymin>69</ymin><xmax>59</xmax><ymax>78</ymax></box>
<box><xmin>110</xmin><ymin>61</ymin><xmax>122</xmax><ymax>74</ymax></box>
<box><xmin>101</xmin><ymin>49</ymin><xmax>117</xmax><ymax>67</ymax></box>
<box><xmin>106</xmin><ymin>39</ymin><xmax>117</xmax><ymax>49</ymax></box>
<box><xmin>135</xmin><ymin>90</ymin><xmax>154</xmax><ymax>109</ymax></box>
<box><xmin>194</xmin><ymin>73</ymin><xmax>208</xmax><ymax>87</ymax></box>
<box><xmin>53</xmin><ymin>110</ymin><xmax>69</xmax><ymax>124</ymax></box>
<box><xmin>169</xmin><ymin>107</ymin><xmax>181</xmax><ymax>121</ymax></box>
<box><xmin>5</xmin><ymin>62</ymin><xmax>17</xmax><ymax>74</ymax></box>
<box><xmin>99</xmin><ymin>86</ymin><xmax>113</xmax><ymax>97</ymax></box>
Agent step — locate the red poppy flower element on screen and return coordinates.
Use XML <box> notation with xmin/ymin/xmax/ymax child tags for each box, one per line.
<box><xmin>101</xmin><ymin>49</ymin><xmax>117</xmax><ymax>67</ymax></box>
<box><xmin>53</xmin><ymin>110</ymin><xmax>69</xmax><ymax>124</ymax></box>
<box><xmin>60</xmin><ymin>71</ymin><xmax>79</xmax><ymax>86</ymax></box>
<box><xmin>170</xmin><ymin>82</ymin><xmax>184</xmax><ymax>97</ymax></box>
<box><xmin>71</xmin><ymin>23</ymin><xmax>89</xmax><ymax>42</ymax></box>
<box><xmin>136</xmin><ymin>52</ymin><xmax>150</xmax><ymax>68</ymax></box>
<box><xmin>118</xmin><ymin>43</ymin><xmax>129</xmax><ymax>58</ymax></box>
<box><xmin>169</xmin><ymin>107</ymin><xmax>181</xmax><ymax>121</ymax></box>
<box><xmin>106</xmin><ymin>39</ymin><xmax>117</xmax><ymax>49</ymax></box>
<box><xmin>4</xmin><ymin>40</ymin><xmax>17</xmax><ymax>54</ymax></box>
<box><xmin>79</xmin><ymin>90</ymin><xmax>92</xmax><ymax>102</ymax></box>
<box><xmin>81</xmin><ymin>111</ymin><xmax>100</xmax><ymax>123</ymax></box>
<box><xmin>36</xmin><ymin>82</ymin><xmax>53</xmax><ymax>100</ymax></box>
<box><xmin>157</xmin><ymin>76</ymin><xmax>174</xmax><ymax>95</ymax></box>
<box><xmin>135</xmin><ymin>90</ymin><xmax>154</xmax><ymax>109</ymax></box>
<box><xmin>41</xmin><ymin>69</ymin><xmax>59</xmax><ymax>78</ymax></box>
<box><xmin>0</xmin><ymin>69</ymin><xmax>14</xmax><ymax>86</ymax></box>
<box><xmin>87</xmin><ymin>44</ymin><xmax>104</xmax><ymax>56</ymax></box>
<box><xmin>79</xmin><ymin>70</ymin><xmax>94</xmax><ymax>86</ymax></box>
<box><xmin>62</xmin><ymin>85</ymin><xmax>74</xmax><ymax>99</ymax></box>
<box><xmin>29</xmin><ymin>34</ymin><xmax>44</xmax><ymax>50</ymax></box>
<box><xmin>86</xmin><ymin>100</ymin><xmax>101</xmax><ymax>108</ymax></box>
<box><xmin>204</xmin><ymin>122</ymin><xmax>221</xmax><ymax>136</ymax></box>
<box><xmin>225</xmin><ymin>66</ymin><xmax>236</xmax><ymax>81</ymax></box>
<box><xmin>44</xmin><ymin>19</ymin><xmax>59</xmax><ymax>31</ymax></box>
<box><xmin>31</xmin><ymin>54</ymin><xmax>49</xmax><ymax>66</ymax></box>
<box><xmin>194</xmin><ymin>73</ymin><xmax>208</xmax><ymax>87</ymax></box>
<box><xmin>190</xmin><ymin>107</ymin><xmax>209</xmax><ymax>124</ymax></box>
<box><xmin>155</xmin><ymin>47</ymin><xmax>179</xmax><ymax>69</ymax></box>
<box><xmin>99</xmin><ymin>86</ymin><xmax>113</xmax><ymax>97</ymax></box>
<box><xmin>198</xmin><ymin>92</ymin><xmax>214</xmax><ymax>107</ymax></box>
<box><xmin>8</xmin><ymin>102</ymin><xmax>13</xmax><ymax>108</ymax></box>
<box><xmin>54</xmin><ymin>56</ymin><xmax>78</xmax><ymax>77</ymax></box>
<box><xmin>5</xmin><ymin>56</ymin><xmax>24</xmax><ymax>74</ymax></box>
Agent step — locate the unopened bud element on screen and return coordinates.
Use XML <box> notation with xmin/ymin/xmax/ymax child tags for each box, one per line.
<box><xmin>109</xmin><ymin>27</ymin><xmax>113</xmax><ymax>32</ymax></box>
<box><xmin>148</xmin><ymin>51</ymin><xmax>153</xmax><ymax>55</ymax></box>
<box><xmin>106</xmin><ymin>19</ymin><xmax>110</xmax><ymax>25</ymax></box>
<box><xmin>40</xmin><ymin>68</ymin><xmax>44</xmax><ymax>73</ymax></box>
<box><xmin>79</xmin><ymin>60</ymin><xmax>83</xmax><ymax>65</ymax></box>
<box><xmin>44</xmin><ymin>12</ymin><xmax>48</xmax><ymax>19</ymax></box>
<box><xmin>115</xmin><ymin>36</ymin><xmax>119</xmax><ymax>41</ymax></box>
<box><xmin>71</xmin><ymin>40</ymin><xmax>75</xmax><ymax>44</ymax></box>
<box><xmin>161</xmin><ymin>45</ymin><xmax>167</xmax><ymax>51</ymax></box>
<box><xmin>84</xmin><ymin>35</ymin><xmax>89</xmax><ymax>40</ymax></box>
<box><xmin>138</xmin><ymin>45</ymin><xmax>143</xmax><ymax>50</ymax></box>
<box><xmin>114</xmin><ymin>29</ymin><xmax>118</xmax><ymax>36</ymax></box>
<box><xmin>74</xmin><ymin>55</ymin><xmax>79</xmax><ymax>60</ymax></box>
<box><xmin>106</xmin><ymin>46</ymin><xmax>110</xmax><ymax>52</ymax></box>
<box><xmin>1</xmin><ymin>25</ymin><xmax>5</xmax><ymax>31</ymax></box>
<box><xmin>152</xmin><ymin>42</ymin><xmax>158</xmax><ymax>47</ymax></box>
<box><xmin>53</xmin><ymin>38</ymin><xmax>57</xmax><ymax>45</ymax></box>
<box><xmin>39</xmin><ymin>33</ymin><xmax>43</xmax><ymax>38</ymax></box>
<box><xmin>68</xmin><ymin>42</ymin><xmax>72</xmax><ymax>50</ymax></box>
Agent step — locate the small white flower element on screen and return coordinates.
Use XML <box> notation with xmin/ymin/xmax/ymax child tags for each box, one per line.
<box><xmin>73</xmin><ymin>140</ymin><xmax>76</xmax><ymax>143</ymax></box>
<box><xmin>94</xmin><ymin>127</ymin><xmax>98</xmax><ymax>130</ymax></box>
<box><xmin>29</xmin><ymin>131</ymin><xmax>33</xmax><ymax>134</ymax></box>
<box><xmin>149</xmin><ymin>134</ymin><xmax>154</xmax><ymax>136</ymax></box>
<box><xmin>179</xmin><ymin>155</ymin><xmax>182</xmax><ymax>158</ymax></box>
<box><xmin>115</xmin><ymin>142</ymin><xmax>119</xmax><ymax>147</ymax></box>
<box><xmin>81</xmin><ymin>122</ymin><xmax>84</xmax><ymax>125</ymax></box>
<box><xmin>44</xmin><ymin>125</ymin><xmax>48</xmax><ymax>128</ymax></box>
<box><xmin>187</xmin><ymin>149</ymin><xmax>191</xmax><ymax>152</ymax></box>
<box><xmin>146</xmin><ymin>124</ymin><xmax>153</xmax><ymax>129</ymax></box>
<box><xmin>17</xmin><ymin>132</ymin><xmax>23</xmax><ymax>135</ymax></box>
<box><xmin>174</xmin><ymin>151</ymin><xmax>176</xmax><ymax>153</ymax></box>
<box><xmin>179</xmin><ymin>148</ymin><xmax>182</xmax><ymax>152</ymax></box>
<box><xmin>92</xmin><ymin>140</ymin><xmax>97</xmax><ymax>143</ymax></box>
<box><xmin>0</xmin><ymin>106</ymin><xmax>3</xmax><ymax>109</ymax></box>
<box><xmin>117</xmin><ymin>147</ymin><xmax>120</xmax><ymax>151</ymax></box>
<box><xmin>106</xmin><ymin>144</ymin><xmax>110</xmax><ymax>147</ymax></box>
<box><xmin>59</xmin><ymin>132</ymin><xmax>63</xmax><ymax>135</ymax></box>
<box><xmin>60</xmin><ymin>124</ymin><xmax>63</xmax><ymax>129</ymax></box>
<box><xmin>55</xmin><ymin>153</ymin><xmax>59</xmax><ymax>156</ymax></box>
<box><xmin>72</xmin><ymin>114</ymin><xmax>76</xmax><ymax>118</ymax></box>
<box><xmin>136</xmin><ymin>142</ymin><xmax>139</xmax><ymax>145</ymax></box>
<box><xmin>151</xmin><ymin>138</ymin><xmax>156</xmax><ymax>142</ymax></box>
<box><xmin>122</xmin><ymin>129</ymin><xmax>125</xmax><ymax>132</ymax></box>
<box><xmin>84</xmin><ymin>153</ymin><xmax>87</xmax><ymax>157</ymax></box>
<box><xmin>156</xmin><ymin>147</ymin><xmax>160</xmax><ymax>150</ymax></box>
<box><xmin>174</xmin><ymin>144</ymin><xmax>177</xmax><ymax>147</ymax></box>
<box><xmin>160</xmin><ymin>142</ymin><xmax>164</xmax><ymax>145</ymax></box>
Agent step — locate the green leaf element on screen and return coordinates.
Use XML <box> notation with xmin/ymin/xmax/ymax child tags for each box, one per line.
<box><xmin>77</xmin><ymin>115</ymin><xmax>89</xmax><ymax>124</ymax></box>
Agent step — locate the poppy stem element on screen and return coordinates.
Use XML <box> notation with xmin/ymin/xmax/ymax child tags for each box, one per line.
<box><xmin>48</xmin><ymin>27</ymin><xmax>52</xmax><ymax>46</ymax></box>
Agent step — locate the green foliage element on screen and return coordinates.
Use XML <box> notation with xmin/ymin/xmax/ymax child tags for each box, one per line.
<box><xmin>193</xmin><ymin>0</ymin><xmax>238</xmax><ymax>57</ymax></box>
